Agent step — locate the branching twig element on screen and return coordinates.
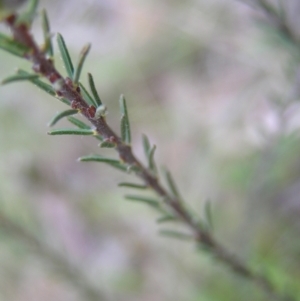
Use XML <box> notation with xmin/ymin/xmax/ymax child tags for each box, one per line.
<box><xmin>0</xmin><ymin>3</ymin><xmax>296</xmax><ymax>301</ymax></box>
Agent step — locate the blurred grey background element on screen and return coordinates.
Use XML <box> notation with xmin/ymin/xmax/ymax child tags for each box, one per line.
<box><xmin>0</xmin><ymin>0</ymin><xmax>300</xmax><ymax>300</ymax></box>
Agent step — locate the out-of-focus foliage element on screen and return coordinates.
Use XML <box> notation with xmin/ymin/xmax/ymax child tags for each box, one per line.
<box><xmin>0</xmin><ymin>0</ymin><xmax>300</xmax><ymax>300</ymax></box>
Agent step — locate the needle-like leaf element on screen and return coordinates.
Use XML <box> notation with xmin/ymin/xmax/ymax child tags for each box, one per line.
<box><xmin>156</xmin><ymin>215</ymin><xmax>178</xmax><ymax>224</ymax></box>
<box><xmin>73</xmin><ymin>44</ymin><xmax>91</xmax><ymax>84</ymax></box>
<box><xmin>48</xmin><ymin>128</ymin><xmax>96</xmax><ymax>136</ymax></box>
<box><xmin>67</xmin><ymin>116</ymin><xmax>102</xmax><ymax>141</ymax></box>
<box><xmin>163</xmin><ymin>168</ymin><xmax>181</xmax><ymax>199</ymax></box>
<box><xmin>120</xmin><ymin>115</ymin><xmax>127</xmax><ymax>143</ymax></box>
<box><xmin>17</xmin><ymin>69</ymin><xmax>70</xmax><ymax>105</ymax></box>
<box><xmin>159</xmin><ymin>230</ymin><xmax>193</xmax><ymax>241</ymax></box>
<box><xmin>1</xmin><ymin>73</ymin><xmax>39</xmax><ymax>85</ymax></box>
<box><xmin>142</xmin><ymin>134</ymin><xmax>151</xmax><ymax>157</ymax></box>
<box><xmin>0</xmin><ymin>33</ymin><xmax>30</xmax><ymax>58</ymax></box>
<box><xmin>17</xmin><ymin>69</ymin><xmax>53</xmax><ymax>94</ymax></box>
<box><xmin>142</xmin><ymin>134</ymin><xmax>157</xmax><ymax>173</ymax></box>
<box><xmin>41</xmin><ymin>9</ymin><xmax>53</xmax><ymax>57</ymax></box>
<box><xmin>88</xmin><ymin>73</ymin><xmax>102</xmax><ymax>106</ymax></box>
<box><xmin>125</xmin><ymin>195</ymin><xmax>160</xmax><ymax>208</ymax></box>
<box><xmin>79</xmin><ymin>155</ymin><xmax>127</xmax><ymax>171</ymax></box>
<box><xmin>79</xmin><ymin>83</ymin><xmax>97</xmax><ymax>107</ymax></box>
<box><xmin>67</xmin><ymin>116</ymin><xmax>90</xmax><ymax>129</ymax></box>
<box><xmin>118</xmin><ymin>182</ymin><xmax>148</xmax><ymax>189</ymax></box>
<box><xmin>18</xmin><ymin>0</ymin><xmax>39</xmax><ymax>25</ymax></box>
<box><xmin>57</xmin><ymin>33</ymin><xmax>74</xmax><ymax>78</ymax></box>
<box><xmin>48</xmin><ymin>109</ymin><xmax>78</xmax><ymax>127</ymax></box>
<box><xmin>119</xmin><ymin>95</ymin><xmax>131</xmax><ymax>144</ymax></box>
<box><xmin>148</xmin><ymin>145</ymin><xmax>157</xmax><ymax>173</ymax></box>
<box><xmin>99</xmin><ymin>140</ymin><xmax>115</xmax><ymax>148</ymax></box>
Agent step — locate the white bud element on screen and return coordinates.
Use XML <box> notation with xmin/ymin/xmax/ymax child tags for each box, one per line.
<box><xmin>95</xmin><ymin>104</ymin><xmax>107</xmax><ymax>118</ymax></box>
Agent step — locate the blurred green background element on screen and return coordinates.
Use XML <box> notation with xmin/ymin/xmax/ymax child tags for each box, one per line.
<box><xmin>0</xmin><ymin>0</ymin><xmax>300</xmax><ymax>300</ymax></box>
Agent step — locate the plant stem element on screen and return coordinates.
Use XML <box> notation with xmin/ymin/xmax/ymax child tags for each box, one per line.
<box><xmin>3</xmin><ymin>13</ymin><xmax>295</xmax><ymax>301</ymax></box>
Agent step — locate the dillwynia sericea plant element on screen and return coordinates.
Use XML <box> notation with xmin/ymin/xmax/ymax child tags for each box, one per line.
<box><xmin>0</xmin><ymin>1</ymin><xmax>296</xmax><ymax>300</ymax></box>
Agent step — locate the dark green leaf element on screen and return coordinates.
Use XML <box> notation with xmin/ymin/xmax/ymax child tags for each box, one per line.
<box><xmin>79</xmin><ymin>83</ymin><xmax>97</xmax><ymax>107</ymax></box>
<box><xmin>99</xmin><ymin>140</ymin><xmax>115</xmax><ymax>148</ymax></box>
<box><xmin>118</xmin><ymin>183</ymin><xmax>147</xmax><ymax>189</ymax></box>
<box><xmin>57</xmin><ymin>33</ymin><xmax>74</xmax><ymax>78</ymax></box>
<box><xmin>159</xmin><ymin>230</ymin><xmax>193</xmax><ymax>241</ymax></box>
<box><xmin>41</xmin><ymin>9</ymin><xmax>53</xmax><ymax>57</ymax></box>
<box><xmin>142</xmin><ymin>134</ymin><xmax>151</xmax><ymax>157</ymax></box>
<box><xmin>18</xmin><ymin>0</ymin><xmax>39</xmax><ymax>26</ymax></box>
<box><xmin>48</xmin><ymin>128</ymin><xmax>96</xmax><ymax>136</ymax></box>
<box><xmin>67</xmin><ymin>116</ymin><xmax>90</xmax><ymax>129</ymax></box>
<box><xmin>88</xmin><ymin>73</ymin><xmax>102</xmax><ymax>106</ymax></box>
<box><xmin>1</xmin><ymin>73</ymin><xmax>39</xmax><ymax>85</ymax></box>
<box><xmin>67</xmin><ymin>116</ymin><xmax>102</xmax><ymax>140</ymax></box>
<box><xmin>79</xmin><ymin>155</ymin><xmax>127</xmax><ymax>171</ymax></box>
<box><xmin>48</xmin><ymin>109</ymin><xmax>78</xmax><ymax>127</ymax></box>
<box><xmin>0</xmin><ymin>33</ymin><xmax>30</xmax><ymax>57</ymax></box>
<box><xmin>17</xmin><ymin>69</ymin><xmax>54</xmax><ymax>95</ymax></box>
<box><xmin>119</xmin><ymin>95</ymin><xmax>131</xmax><ymax>144</ymax></box>
<box><xmin>120</xmin><ymin>115</ymin><xmax>127</xmax><ymax>143</ymax></box>
<box><xmin>142</xmin><ymin>135</ymin><xmax>156</xmax><ymax>173</ymax></box>
<box><xmin>163</xmin><ymin>168</ymin><xmax>181</xmax><ymax>199</ymax></box>
<box><xmin>148</xmin><ymin>145</ymin><xmax>157</xmax><ymax>173</ymax></box>
<box><xmin>73</xmin><ymin>44</ymin><xmax>91</xmax><ymax>84</ymax></box>
<box><xmin>156</xmin><ymin>215</ymin><xmax>178</xmax><ymax>224</ymax></box>
<box><xmin>126</xmin><ymin>165</ymin><xmax>141</xmax><ymax>174</ymax></box>
<box><xmin>125</xmin><ymin>195</ymin><xmax>160</xmax><ymax>208</ymax></box>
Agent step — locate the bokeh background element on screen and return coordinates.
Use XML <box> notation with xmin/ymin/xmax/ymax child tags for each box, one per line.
<box><xmin>0</xmin><ymin>0</ymin><xmax>300</xmax><ymax>300</ymax></box>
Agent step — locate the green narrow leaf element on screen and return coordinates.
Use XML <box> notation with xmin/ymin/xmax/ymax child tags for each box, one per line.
<box><xmin>56</xmin><ymin>97</ymin><xmax>70</xmax><ymax>106</ymax></box>
<box><xmin>156</xmin><ymin>215</ymin><xmax>178</xmax><ymax>224</ymax></box>
<box><xmin>119</xmin><ymin>94</ymin><xmax>131</xmax><ymax>144</ymax></box>
<box><xmin>48</xmin><ymin>109</ymin><xmax>78</xmax><ymax>127</ymax></box>
<box><xmin>142</xmin><ymin>134</ymin><xmax>156</xmax><ymax>172</ymax></box>
<box><xmin>159</xmin><ymin>230</ymin><xmax>193</xmax><ymax>241</ymax></box>
<box><xmin>142</xmin><ymin>134</ymin><xmax>151</xmax><ymax>157</ymax></box>
<box><xmin>57</xmin><ymin>33</ymin><xmax>74</xmax><ymax>78</ymax></box>
<box><xmin>0</xmin><ymin>33</ymin><xmax>30</xmax><ymax>57</ymax></box>
<box><xmin>48</xmin><ymin>128</ymin><xmax>96</xmax><ymax>136</ymax></box>
<box><xmin>120</xmin><ymin>115</ymin><xmax>127</xmax><ymax>143</ymax></box>
<box><xmin>17</xmin><ymin>69</ymin><xmax>54</xmax><ymax>95</ymax></box>
<box><xmin>17</xmin><ymin>69</ymin><xmax>70</xmax><ymax>105</ymax></box>
<box><xmin>41</xmin><ymin>9</ymin><xmax>53</xmax><ymax>57</ymax></box>
<box><xmin>148</xmin><ymin>145</ymin><xmax>157</xmax><ymax>173</ymax></box>
<box><xmin>73</xmin><ymin>44</ymin><xmax>91</xmax><ymax>84</ymax></box>
<box><xmin>79</xmin><ymin>83</ymin><xmax>97</xmax><ymax>107</ymax></box>
<box><xmin>99</xmin><ymin>140</ymin><xmax>115</xmax><ymax>148</ymax></box>
<box><xmin>163</xmin><ymin>168</ymin><xmax>181</xmax><ymax>199</ymax></box>
<box><xmin>204</xmin><ymin>200</ymin><xmax>214</xmax><ymax>231</ymax></box>
<box><xmin>125</xmin><ymin>195</ymin><xmax>160</xmax><ymax>208</ymax></box>
<box><xmin>88</xmin><ymin>73</ymin><xmax>102</xmax><ymax>106</ymax></box>
<box><xmin>67</xmin><ymin>116</ymin><xmax>102</xmax><ymax>141</ymax></box>
<box><xmin>67</xmin><ymin>116</ymin><xmax>90</xmax><ymax>129</ymax></box>
<box><xmin>118</xmin><ymin>182</ymin><xmax>147</xmax><ymax>189</ymax></box>
<box><xmin>79</xmin><ymin>155</ymin><xmax>127</xmax><ymax>171</ymax></box>
<box><xmin>18</xmin><ymin>0</ymin><xmax>39</xmax><ymax>25</ymax></box>
<box><xmin>1</xmin><ymin>73</ymin><xmax>39</xmax><ymax>85</ymax></box>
